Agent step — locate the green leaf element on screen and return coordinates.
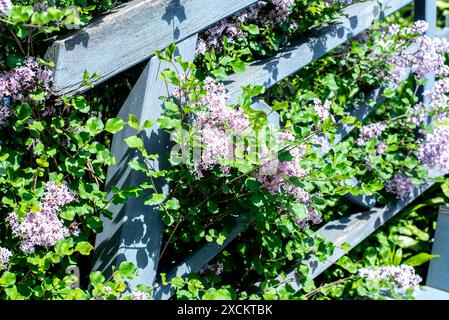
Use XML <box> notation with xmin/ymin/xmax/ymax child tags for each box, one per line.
<box><xmin>128</xmin><ymin>114</ymin><xmax>140</xmax><ymax>130</ymax></box>
<box><xmin>30</xmin><ymin>88</ymin><xmax>45</xmax><ymax>101</ymax></box>
<box><xmin>336</xmin><ymin>256</ymin><xmax>357</xmax><ymax>274</ymax></box>
<box><xmin>105</xmin><ymin>118</ymin><xmax>126</xmax><ymax>134</ymax></box>
<box><xmin>144</xmin><ymin>193</ymin><xmax>166</xmax><ymax>206</ymax></box>
<box><xmin>128</xmin><ymin>159</ymin><xmax>147</xmax><ymax>172</ymax></box>
<box><xmin>86</xmin><ymin>216</ymin><xmax>103</xmax><ymax>232</ymax></box>
<box><xmin>244</xmin><ymin>24</ymin><xmax>260</xmax><ymax>35</ymax></box>
<box><xmin>118</xmin><ymin>262</ymin><xmax>137</xmax><ymax>279</ymax></box>
<box><xmin>403</xmin><ymin>253</ymin><xmax>439</xmax><ymax>267</ymax></box>
<box><xmin>340</xmin><ymin>242</ymin><xmax>351</xmax><ymax>254</ymax></box>
<box><xmin>124</xmin><ymin>136</ymin><xmax>143</xmax><ymax>149</ymax></box>
<box><xmin>245</xmin><ymin>178</ymin><xmax>261</xmax><ymax>192</ymax></box>
<box><xmin>89</xmin><ymin>271</ymin><xmax>105</xmax><ymax>285</ymax></box>
<box><xmin>290</xmin><ymin>203</ymin><xmax>308</xmax><ymax>220</ymax></box>
<box><xmin>71</xmin><ymin>96</ymin><xmax>90</xmax><ymax>113</ymax></box>
<box><xmin>75</xmin><ymin>241</ymin><xmax>94</xmax><ymax>255</ymax></box>
<box><xmin>251</xmin><ymin>193</ymin><xmax>264</xmax><ymax>207</ymax></box>
<box><xmin>202</xmin><ymin>288</ymin><xmax>232</xmax><ymax>300</ymax></box>
<box><xmin>86</xmin><ymin>117</ymin><xmax>104</xmax><ymax>136</ymax></box>
<box><xmin>165</xmin><ymin>198</ymin><xmax>180</xmax><ymax>210</ymax></box>
<box><xmin>0</xmin><ymin>272</ymin><xmax>16</xmax><ymax>287</ymax></box>
<box><xmin>13</xmin><ymin>103</ymin><xmax>32</xmax><ymax>121</ymax></box>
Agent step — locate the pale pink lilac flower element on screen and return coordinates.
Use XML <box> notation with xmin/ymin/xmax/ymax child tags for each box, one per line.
<box><xmin>0</xmin><ymin>57</ymin><xmax>53</xmax><ymax>102</ymax></box>
<box><xmin>385</xmin><ymin>175</ymin><xmax>415</xmax><ymax>199</ymax></box>
<box><xmin>357</xmin><ymin>122</ymin><xmax>387</xmax><ymax>145</ymax></box>
<box><xmin>255</xmin><ymin>132</ymin><xmax>322</xmax><ymax>227</ymax></box>
<box><xmin>0</xmin><ymin>246</ymin><xmax>12</xmax><ymax>270</ymax></box>
<box><xmin>417</xmin><ymin>123</ymin><xmax>449</xmax><ymax>174</ymax></box>
<box><xmin>8</xmin><ymin>181</ymin><xmax>77</xmax><ymax>253</ymax></box>
<box><xmin>0</xmin><ymin>0</ymin><xmax>11</xmax><ymax>15</ymax></box>
<box><xmin>382</xmin><ymin>21</ymin><xmax>449</xmax><ymax>84</ymax></box>
<box><xmin>376</xmin><ymin>141</ymin><xmax>387</xmax><ymax>155</ymax></box>
<box><xmin>193</xmin><ymin>77</ymin><xmax>251</xmax><ymax>178</ymax></box>
<box><xmin>359</xmin><ymin>265</ymin><xmax>422</xmax><ymax>297</ymax></box>
<box><xmin>199</xmin><ymin>262</ymin><xmax>224</xmax><ymax>275</ymax></box>
<box><xmin>130</xmin><ymin>289</ymin><xmax>150</xmax><ymax>300</ymax></box>
<box><xmin>313</xmin><ymin>98</ymin><xmax>332</xmax><ymax>122</ymax></box>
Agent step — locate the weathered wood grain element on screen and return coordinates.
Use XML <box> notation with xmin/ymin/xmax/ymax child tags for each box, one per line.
<box><xmin>92</xmin><ymin>35</ymin><xmax>198</xmax><ymax>289</ymax></box>
<box><xmin>426</xmin><ymin>206</ymin><xmax>449</xmax><ymax>293</ymax></box>
<box><xmin>46</xmin><ymin>0</ymin><xmax>258</xmax><ymax>95</ymax></box>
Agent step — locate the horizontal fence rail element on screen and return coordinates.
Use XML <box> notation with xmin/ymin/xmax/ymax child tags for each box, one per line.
<box><xmin>225</xmin><ymin>0</ymin><xmax>413</xmax><ymax>104</ymax></box>
<box><xmin>45</xmin><ymin>0</ymin><xmax>258</xmax><ymax>95</ymax></box>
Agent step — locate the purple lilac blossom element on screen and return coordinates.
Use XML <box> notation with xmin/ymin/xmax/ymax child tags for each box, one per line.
<box><xmin>0</xmin><ymin>246</ymin><xmax>12</xmax><ymax>270</ymax></box>
<box><xmin>359</xmin><ymin>265</ymin><xmax>422</xmax><ymax>297</ymax></box>
<box><xmin>357</xmin><ymin>122</ymin><xmax>387</xmax><ymax>145</ymax></box>
<box><xmin>196</xmin><ymin>0</ymin><xmax>295</xmax><ymax>53</ymax></box>
<box><xmin>376</xmin><ymin>141</ymin><xmax>387</xmax><ymax>155</ymax></box>
<box><xmin>313</xmin><ymin>98</ymin><xmax>332</xmax><ymax>122</ymax></box>
<box><xmin>385</xmin><ymin>175</ymin><xmax>415</xmax><ymax>199</ymax></box>
<box><xmin>256</xmin><ymin>131</ymin><xmax>322</xmax><ymax>227</ymax></box>
<box><xmin>424</xmin><ymin>78</ymin><xmax>449</xmax><ymax>111</ymax></box>
<box><xmin>130</xmin><ymin>289</ymin><xmax>150</xmax><ymax>300</ymax></box>
<box><xmin>0</xmin><ymin>0</ymin><xmax>11</xmax><ymax>15</ymax></box>
<box><xmin>199</xmin><ymin>262</ymin><xmax>224</xmax><ymax>275</ymax></box>
<box><xmin>7</xmin><ymin>181</ymin><xmax>77</xmax><ymax>253</ymax></box>
<box><xmin>382</xmin><ymin>21</ymin><xmax>449</xmax><ymax>84</ymax></box>
<box><xmin>0</xmin><ymin>57</ymin><xmax>53</xmax><ymax>109</ymax></box>
<box><xmin>417</xmin><ymin>123</ymin><xmax>449</xmax><ymax>174</ymax></box>
<box><xmin>193</xmin><ymin>77</ymin><xmax>251</xmax><ymax>178</ymax></box>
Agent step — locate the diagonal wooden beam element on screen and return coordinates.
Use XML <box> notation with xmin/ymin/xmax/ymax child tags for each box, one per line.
<box><xmin>92</xmin><ymin>34</ymin><xmax>198</xmax><ymax>289</ymax></box>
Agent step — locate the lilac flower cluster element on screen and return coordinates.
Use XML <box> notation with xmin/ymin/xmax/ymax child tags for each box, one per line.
<box><xmin>256</xmin><ymin>132</ymin><xmax>322</xmax><ymax>227</ymax></box>
<box><xmin>356</xmin><ymin>122</ymin><xmax>386</xmax><ymax>145</ymax></box>
<box><xmin>359</xmin><ymin>265</ymin><xmax>422</xmax><ymax>297</ymax></box>
<box><xmin>0</xmin><ymin>57</ymin><xmax>53</xmax><ymax>101</ymax></box>
<box><xmin>417</xmin><ymin>123</ymin><xmax>449</xmax><ymax>175</ymax></box>
<box><xmin>385</xmin><ymin>175</ymin><xmax>415</xmax><ymax>199</ymax></box>
<box><xmin>8</xmin><ymin>181</ymin><xmax>77</xmax><ymax>253</ymax></box>
<box><xmin>376</xmin><ymin>141</ymin><xmax>387</xmax><ymax>155</ymax></box>
<box><xmin>0</xmin><ymin>0</ymin><xmax>11</xmax><ymax>16</ymax></box>
<box><xmin>0</xmin><ymin>246</ymin><xmax>12</xmax><ymax>270</ymax></box>
<box><xmin>406</xmin><ymin>102</ymin><xmax>427</xmax><ymax>126</ymax></box>
<box><xmin>313</xmin><ymin>98</ymin><xmax>332</xmax><ymax>122</ymax></box>
<box><xmin>382</xmin><ymin>21</ymin><xmax>449</xmax><ymax>85</ymax></box>
<box><xmin>424</xmin><ymin>78</ymin><xmax>449</xmax><ymax>111</ymax></box>
<box><xmin>193</xmin><ymin>77</ymin><xmax>251</xmax><ymax>178</ymax></box>
<box><xmin>0</xmin><ymin>57</ymin><xmax>53</xmax><ymax>124</ymax></box>
<box><xmin>130</xmin><ymin>289</ymin><xmax>150</xmax><ymax>300</ymax></box>
<box><xmin>199</xmin><ymin>262</ymin><xmax>224</xmax><ymax>275</ymax></box>
<box><xmin>196</xmin><ymin>0</ymin><xmax>295</xmax><ymax>54</ymax></box>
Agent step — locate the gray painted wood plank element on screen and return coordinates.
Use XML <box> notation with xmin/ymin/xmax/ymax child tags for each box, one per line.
<box><xmin>225</xmin><ymin>0</ymin><xmax>413</xmax><ymax>104</ymax></box>
<box><xmin>153</xmin><ymin>216</ymin><xmax>249</xmax><ymax>299</ymax></box>
<box><xmin>92</xmin><ymin>34</ymin><xmax>198</xmax><ymax>289</ymax></box>
<box><xmin>46</xmin><ymin>0</ymin><xmax>258</xmax><ymax>95</ymax></box>
<box><xmin>437</xmin><ymin>27</ymin><xmax>449</xmax><ymax>40</ymax></box>
<box><xmin>426</xmin><ymin>206</ymin><xmax>449</xmax><ymax>293</ymax></box>
<box><xmin>415</xmin><ymin>286</ymin><xmax>449</xmax><ymax>300</ymax></box>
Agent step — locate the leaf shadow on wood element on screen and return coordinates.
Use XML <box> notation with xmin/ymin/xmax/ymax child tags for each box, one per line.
<box><xmin>162</xmin><ymin>0</ymin><xmax>187</xmax><ymax>42</ymax></box>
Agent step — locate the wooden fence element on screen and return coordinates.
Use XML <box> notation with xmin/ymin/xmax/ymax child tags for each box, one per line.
<box><xmin>45</xmin><ymin>0</ymin><xmax>443</xmax><ymax>299</ymax></box>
